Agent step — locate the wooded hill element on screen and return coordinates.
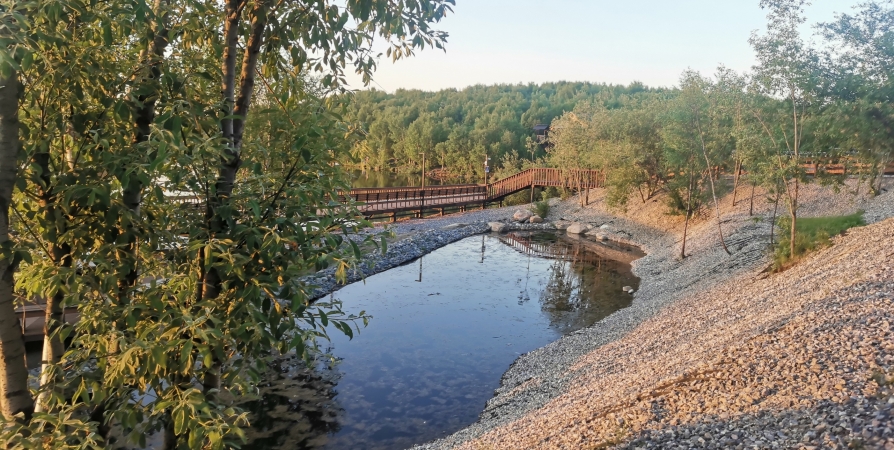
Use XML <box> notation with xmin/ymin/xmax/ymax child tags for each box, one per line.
<box><xmin>342</xmin><ymin>82</ymin><xmax>670</xmax><ymax>179</ymax></box>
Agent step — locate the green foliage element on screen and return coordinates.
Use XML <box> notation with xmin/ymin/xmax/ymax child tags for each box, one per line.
<box><xmin>343</xmin><ymin>82</ymin><xmax>667</xmax><ymax>178</ymax></box>
<box><xmin>530</xmin><ymin>191</ymin><xmax>551</xmax><ymax>218</ymax></box>
<box><xmin>773</xmin><ymin>212</ymin><xmax>865</xmax><ymax>270</ymax></box>
<box><xmin>1</xmin><ymin>0</ymin><xmax>453</xmax><ymax>446</ymax></box>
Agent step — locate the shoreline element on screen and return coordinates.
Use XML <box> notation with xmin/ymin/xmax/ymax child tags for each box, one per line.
<box><xmin>420</xmin><ymin>181</ymin><xmax>894</xmax><ymax>449</ymax></box>
<box><xmin>303</xmin><ymin>179</ymin><xmax>894</xmax><ymax>449</ymax></box>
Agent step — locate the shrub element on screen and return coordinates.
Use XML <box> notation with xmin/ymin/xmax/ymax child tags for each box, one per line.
<box><xmin>773</xmin><ymin>211</ymin><xmax>865</xmax><ymax>270</ymax></box>
<box><xmin>531</xmin><ymin>199</ymin><xmax>550</xmax><ymax>218</ymax></box>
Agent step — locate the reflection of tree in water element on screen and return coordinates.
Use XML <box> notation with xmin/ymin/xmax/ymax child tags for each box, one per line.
<box><xmin>507</xmin><ymin>232</ymin><xmax>638</xmax><ymax>335</ymax></box>
<box><xmin>239</xmin><ymin>353</ymin><xmax>343</xmax><ymax>450</ymax></box>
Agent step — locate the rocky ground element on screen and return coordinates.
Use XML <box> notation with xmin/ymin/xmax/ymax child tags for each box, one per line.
<box><xmin>406</xmin><ymin>179</ymin><xmax>894</xmax><ymax>450</ymax></box>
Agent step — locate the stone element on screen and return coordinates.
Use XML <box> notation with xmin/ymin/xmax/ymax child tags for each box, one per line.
<box><xmin>554</xmin><ymin>221</ymin><xmax>570</xmax><ymax>230</ymax></box>
<box><xmin>587</xmin><ymin>232</ymin><xmax>609</xmax><ymax>241</ymax></box>
<box><xmin>600</xmin><ymin>223</ymin><xmax>613</xmax><ymax>230</ymax></box>
<box><xmin>442</xmin><ymin>223</ymin><xmax>468</xmax><ymax>230</ymax></box>
<box><xmin>622</xmin><ymin>286</ymin><xmax>633</xmax><ymax>292</ymax></box>
<box><xmin>566</xmin><ymin>222</ymin><xmax>589</xmax><ymax>234</ymax></box>
<box><xmin>513</xmin><ymin>209</ymin><xmax>533</xmax><ymax>222</ymax></box>
<box><xmin>529</xmin><ymin>215</ymin><xmax>544</xmax><ymax>223</ymax></box>
<box><xmin>488</xmin><ymin>222</ymin><xmax>507</xmax><ymax>233</ymax></box>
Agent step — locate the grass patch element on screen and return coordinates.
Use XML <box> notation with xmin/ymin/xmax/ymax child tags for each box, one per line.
<box><xmin>773</xmin><ymin>211</ymin><xmax>865</xmax><ymax>270</ymax></box>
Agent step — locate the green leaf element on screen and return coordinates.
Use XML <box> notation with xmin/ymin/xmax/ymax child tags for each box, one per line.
<box><xmin>174</xmin><ymin>408</ymin><xmax>186</xmax><ymax>435</ymax></box>
<box><xmin>103</xmin><ymin>22</ymin><xmax>113</xmax><ymax>46</ymax></box>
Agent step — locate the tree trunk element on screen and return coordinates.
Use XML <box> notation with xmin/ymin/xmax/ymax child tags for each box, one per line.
<box><xmin>700</xmin><ymin>143</ymin><xmax>731</xmax><ymax>255</ymax></box>
<box><xmin>788</xmin><ymin>179</ymin><xmax>798</xmax><ymax>258</ymax></box>
<box><xmin>34</xmin><ymin>209</ymin><xmax>71</xmax><ymax>413</ymax></box>
<box><xmin>770</xmin><ymin>190</ymin><xmax>780</xmax><ymax>245</ymax></box>
<box><xmin>119</xmin><ymin>0</ymin><xmax>171</xmax><ymax>301</ymax></box>
<box><xmin>0</xmin><ymin>70</ymin><xmax>32</xmax><ymax>422</ymax></box>
<box><xmin>681</xmin><ymin>171</ymin><xmax>694</xmax><ymax>259</ymax></box>
<box><xmin>731</xmin><ymin>160</ymin><xmax>741</xmax><ymax>206</ymax></box>
<box><xmin>789</xmin><ymin>92</ymin><xmax>800</xmax><ymax>259</ymax></box>
<box><xmin>202</xmin><ymin>0</ymin><xmax>265</xmax><ymax>393</ymax></box>
<box><xmin>749</xmin><ymin>182</ymin><xmax>755</xmax><ymax>216</ymax></box>
<box><xmin>31</xmin><ymin>134</ymin><xmax>75</xmax><ymax>413</ymax></box>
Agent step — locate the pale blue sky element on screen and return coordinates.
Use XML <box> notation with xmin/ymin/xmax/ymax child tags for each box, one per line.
<box><xmin>346</xmin><ymin>0</ymin><xmax>863</xmax><ymax>92</ymax></box>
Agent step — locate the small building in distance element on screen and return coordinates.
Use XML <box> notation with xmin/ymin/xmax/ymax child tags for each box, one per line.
<box><xmin>533</xmin><ymin>123</ymin><xmax>550</xmax><ymax>143</ymax></box>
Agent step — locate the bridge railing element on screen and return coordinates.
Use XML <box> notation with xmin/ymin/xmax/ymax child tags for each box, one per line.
<box><xmin>487</xmin><ymin>168</ymin><xmax>604</xmax><ymax>200</ymax></box>
<box><xmin>340</xmin><ymin>184</ymin><xmax>487</xmax><ymax>214</ymax></box>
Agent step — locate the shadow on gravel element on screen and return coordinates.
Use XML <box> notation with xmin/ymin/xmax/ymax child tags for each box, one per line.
<box><xmin>620</xmin><ymin>398</ymin><xmax>894</xmax><ymax>449</ymax></box>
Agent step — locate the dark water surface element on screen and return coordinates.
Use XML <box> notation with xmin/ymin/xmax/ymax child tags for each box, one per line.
<box><xmin>243</xmin><ymin>231</ymin><xmax>642</xmax><ymax>450</ymax></box>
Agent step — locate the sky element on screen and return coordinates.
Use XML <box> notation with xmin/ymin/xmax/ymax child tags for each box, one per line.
<box><xmin>345</xmin><ymin>0</ymin><xmax>865</xmax><ymax>92</ymax></box>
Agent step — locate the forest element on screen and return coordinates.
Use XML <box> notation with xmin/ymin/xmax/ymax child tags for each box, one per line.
<box><xmin>0</xmin><ymin>0</ymin><xmax>892</xmax><ymax>448</ymax></box>
<box><xmin>341</xmin><ymin>81</ymin><xmax>662</xmax><ymax>178</ymax></box>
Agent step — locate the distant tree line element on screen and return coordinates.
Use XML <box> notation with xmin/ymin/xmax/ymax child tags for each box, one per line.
<box><xmin>341</xmin><ymin>81</ymin><xmax>665</xmax><ymax>179</ymax></box>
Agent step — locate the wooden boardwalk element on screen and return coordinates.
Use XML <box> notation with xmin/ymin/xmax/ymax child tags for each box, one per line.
<box><xmin>344</xmin><ymin>168</ymin><xmax>604</xmax><ymax>219</ymax></box>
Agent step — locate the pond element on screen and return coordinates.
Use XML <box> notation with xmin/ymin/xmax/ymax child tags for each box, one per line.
<box><xmin>242</xmin><ymin>231</ymin><xmax>643</xmax><ymax>450</ymax></box>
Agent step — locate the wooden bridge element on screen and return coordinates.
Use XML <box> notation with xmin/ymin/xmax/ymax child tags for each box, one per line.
<box><xmin>344</xmin><ymin>168</ymin><xmax>604</xmax><ymax>220</ymax></box>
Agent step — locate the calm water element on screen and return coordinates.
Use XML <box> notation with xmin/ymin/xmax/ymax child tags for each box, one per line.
<box><xmin>242</xmin><ymin>231</ymin><xmax>642</xmax><ymax>450</ymax></box>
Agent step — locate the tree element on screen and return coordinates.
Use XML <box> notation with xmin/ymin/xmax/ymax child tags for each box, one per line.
<box><xmin>1</xmin><ymin>0</ymin><xmax>455</xmax><ymax>447</ymax></box>
<box><xmin>819</xmin><ymin>0</ymin><xmax>894</xmax><ymax>193</ymax></box>
<box><xmin>665</xmin><ymin>71</ymin><xmax>735</xmax><ymax>255</ymax></box>
<box><xmin>750</xmin><ymin>0</ymin><xmax>819</xmax><ymax>260</ymax></box>
<box><xmin>0</xmin><ymin>36</ymin><xmax>29</xmax><ymax>423</ymax></box>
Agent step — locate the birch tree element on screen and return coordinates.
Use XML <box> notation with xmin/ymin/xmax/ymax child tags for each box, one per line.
<box><xmin>750</xmin><ymin>0</ymin><xmax>819</xmax><ymax>259</ymax></box>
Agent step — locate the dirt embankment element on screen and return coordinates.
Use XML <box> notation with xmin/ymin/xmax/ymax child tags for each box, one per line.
<box><xmin>419</xmin><ymin>180</ymin><xmax>894</xmax><ymax>450</ymax></box>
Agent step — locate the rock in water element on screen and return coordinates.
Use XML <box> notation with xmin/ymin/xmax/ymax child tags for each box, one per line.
<box><xmin>566</xmin><ymin>222</ymin><xmax>589</xmax><ymax>234</ymax></box>
<box><xmin>622</xmin><ymin>286</ymin><xmax>632</xmax><ymax>292</ymax></box>
<box><xmin>488</xmin><ymin>222</ymin><xmax>507</xmax><ymax>233</ymax></box>
<box><xmin>529</xmin><ymin>215</ymin><xmax>544</xmax><ymax>223</ymax></box>
<box><xmin>513</xmin><ymin>209</ymin><xmax>533</xmax><ymax>222</ymax></box>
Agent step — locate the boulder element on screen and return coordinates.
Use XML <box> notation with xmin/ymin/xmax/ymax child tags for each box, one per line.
<box><xmin>566</xmin><ymin>222</ymin><xmax>589</xmax><ymax>234</ymax></box>
<box><xmin>554</xmin><ymin>221</ymin><xmax>570</xmax><ymax>230</ymax></box>
<box><xmin>442</xmin><ymin>223</ymin><xmax>468</xmax><ymax>230</ymax></box>
<box><xmin>488</xmin><ymin>222</ymin><xmax>507</xmax><ymax>233</ymax></box>
<box><xmin>513</xmin><ymin>209</ymin><xmax>533</xmax><ymax>222</ymax></box>
<box><xmin>529</xmin><ymin>215</ymin><xmax>544</xmax><ymax>224</ymax></box>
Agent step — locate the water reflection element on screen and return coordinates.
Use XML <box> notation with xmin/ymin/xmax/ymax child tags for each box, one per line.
<box><xmin>348</xmin><ymin>170</ymin><xmax>448</xmax><ymax>189</ymax></box>
<box><xmin>244</xmin><ymin>231</ymin><xmax>641</xmax><ymax>450</ymax></box>
<box><xmin>503</xmin><ymin>232</ymin><xmax>644</xmax><ymax>335</ymax></box>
